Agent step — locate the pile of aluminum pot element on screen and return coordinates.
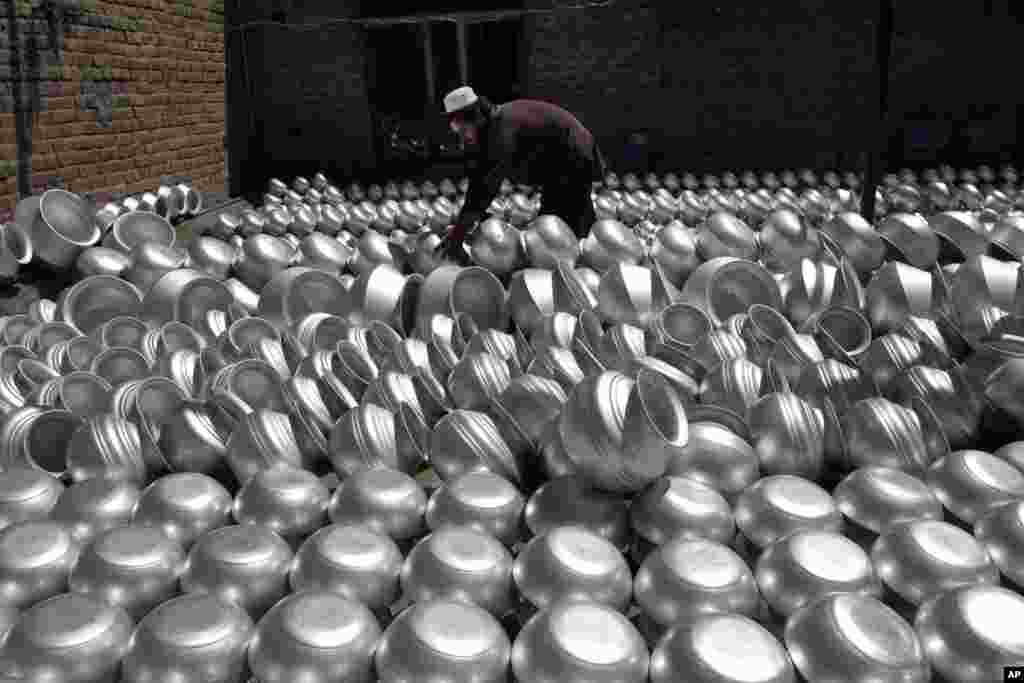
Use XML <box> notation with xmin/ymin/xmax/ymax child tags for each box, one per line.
<box><xmin>0</xmin><ymin>161</ymin><xmax>1021</xmax><ymax>682</ymax></box>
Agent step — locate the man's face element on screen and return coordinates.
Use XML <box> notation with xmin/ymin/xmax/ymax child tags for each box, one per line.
<box><xmin>450</xmin><ymin>115</ymin><xmax>479</xmax><ymax>146</ymax></box>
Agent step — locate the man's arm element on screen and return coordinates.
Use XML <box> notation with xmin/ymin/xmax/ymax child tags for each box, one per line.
<box><xmin>448</xmin><ymin>157</ymin><xmax>509</xmax><ymax>242</ymax></box>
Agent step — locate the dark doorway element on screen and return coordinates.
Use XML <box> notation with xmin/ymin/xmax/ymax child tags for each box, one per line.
<box><xmin>467</xmin><ymin>19</ymin><xmax>524</xmax><ymax>103</ymax></box>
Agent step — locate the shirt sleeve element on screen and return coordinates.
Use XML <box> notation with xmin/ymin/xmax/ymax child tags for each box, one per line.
<box><xmin>449</xmin><ymin>126</ymin><xmax>519</xmax><ymax>241</ymax></box>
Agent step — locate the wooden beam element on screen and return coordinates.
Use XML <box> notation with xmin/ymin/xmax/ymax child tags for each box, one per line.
<box><xmin>422</xmin><ymin>21</ymin><xmax>436</xmax><ymax>109</ymax></box>
<box><xmin>455</xmin><ymin>19</ymin><xmax>469</xmax><ymax>86</ymax></box>
<box><xmin>862</xmin><ymin>0</ymin><xmax>894</xmax><ymax>224</ymax></box>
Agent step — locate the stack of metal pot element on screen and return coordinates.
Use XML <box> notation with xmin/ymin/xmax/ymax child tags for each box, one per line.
<box><xmin>0</xmin><ymin>163</ymin><xmax>1021</xmax><ymax>682</ymax></box>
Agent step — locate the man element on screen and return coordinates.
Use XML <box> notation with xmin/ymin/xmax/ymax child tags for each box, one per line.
<box><xmin>436</xmin><ymin>86</ymin><xmax>605</xmax><ymax>262</ymax></box>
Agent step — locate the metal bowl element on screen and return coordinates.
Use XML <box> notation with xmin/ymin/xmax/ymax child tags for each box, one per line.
<box><xmin>121</xmin><ymin>592</ymin><xmax>253</xmax><ymax>683</ymax></box>
<box><xmin>27</xmin><ymin>190</ymin><xmax>102</xmax><ymax>269</ymax></box>
<box><xmin>635</xmin><ymin>537</ymin><xmax>759</xmax><ymax>639</ymax></box>
<box><xmin>1</xmin><ymin>592</ymin><xmax>134</xmax><ymax>682</ymax></box>
<box><xmin>871</xmin><ymin>519</ymin><xmax>999</xmax><ymax>607</ymax></box>
<box><xmin>914</xmin><ymin>584</ymin><xmax>1024</xmax><ymax>682</ymax></box>
<box><xmin>974</xmin><ymin>500</ymin><xmax>1024</xmax><ymax>587</ymax></box>
<box><xmin>376</xmin><ymin>598</ymin><xmax>510</xmax><ymax>683</ymax></box>
<box><xmin>629</xmin><ymin>475</ymin><xmax>735</xmax><ymax>556</ymax></box>
<box><xmin>833</xmin><ymin>466</ymin><xmax>943</xmax><ymax>538</ymax></box>
<box><xmin>756</xmin><ymin>529</ymin><xmax>880</xmax><ymax>619</ymax></box>
<box><xmin>524</xmin><ymin>475</ymin><xmax>630</xmax><ymax>549</ymax></box>
<box><xmin>401</xmin><ymin>525</ymin><xmax>514</xmax><ymax>617</ymax></box>
<box><xmin>248</xmin><ymin>590</ymin><xmax>380</xmax><ymax>683</ymax></box>
<box><xmin>181</xmin><ymin>524</ymin><xmax>293</xmax><ymax>618</ymax></box>
<box><xmin>0</xmin><ymin>519</ymin><xmax>78</xmax><ymax>608</ymax></box>
<box><xmin>680</xmin><ymin>257</ymin><xmax>782</xmax><ymax>327</ymax></box>
<box><xmin>289</xmin><ymin>523</ymin><xmax>403</xmax><ymax>611</ymax></box>
<box><xmin>51</xmin><ymin>476</ymin><xmax>141</xmax><ymax>545</ymax></box>
<box><xmin>232</xmin><ymin>465</ymin><xmax>329</xmax><ymax>544</ymax></box>
<box><xmin>513</xmin><ymin>524</ymin><xmax>632</xmax><ymax>613</ymax></box>
<box><xmin>784</xmin><ymin>593</ymin><xmax>929</xmax><ymax>682</ymax></box>
<box><xmin>107</xmin><ymin>210</ymin><xmax>176</xmax><ymax>253</ymax></box>
<box><xmin>650</xmin><ymin>613</ymin><xmax>795</xmax><ymax>683</ymax></box>
<box><xmin>669</xmin><ymin>421</ymin><xmax>760</xmax><ymax>501</ymax></box>
<box><xmin>734</xmin><ymin>475</ymin><xmax>841</xmax><ymax>552</ymax></box>
<box><xmin>326</xmin><ymin>466</ymin><xmax>426</xmax><ymax>543</ymax></box>
<box><xmin>68</xmin><ymin>523</ymin><xmax>184</xmax><ymax>619</ymax></box>
<box><xmin>511</xmin><ymin>600</ymin><xmax>648</xmax><ymax>683</ymax></box>
<box><xmin>926</xmin><ymin>450</ymin><xmax>1024</xmax><ymax>525</ymax></box>
<box><xmin>0</xmin><ymin>467</ymin><xmax>63</xmax><ymax>530</ymax></box>
<box><xmin>58</xmin><ymin>274</ymin><xmax>144</xmax><ymax>336</ymax></box>
<box><xmin>425</xmin><ymin>471</ymin><xmax>524</xmax><ymax>547</ymax></box>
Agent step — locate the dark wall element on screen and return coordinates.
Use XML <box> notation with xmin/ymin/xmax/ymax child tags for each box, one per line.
<box><xmin>523</xmin><ymin>0</ymin><xmax>1023</xmax><ymax>174</ymax></box>
<box><xmin>227</xmin><ymin>0</ymin><xmax>1023</xmax><ymax>195</ymax></box>
<box><xmin>227</xmin><ymin>0</ymin><xmax>374</xmax><ymax>196</ymax></box>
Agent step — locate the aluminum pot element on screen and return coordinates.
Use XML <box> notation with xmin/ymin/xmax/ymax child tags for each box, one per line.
<box><xmin>132</xmin><ymin>472</ymin><xmax>232</xmax><ymax>550</ymax></box>
<box><xmin>289</xmin><ymin>523</ymin><xmax>403</xmax><ymax>611</ymax></box>
<box><xmin>0</xmin><ymin>592</ymin><xmax>134</xmax><ymax>683</ymax></box>
<box><xmin>232</xmin><ymin>465</ymin><xmax>329</xmax><ymax>543</ymax></box>
<box><xmin>680</xmin><ymin>257</ymin><xmax>782</xmax><ymax>326</ymax></box>
<box><xmin>926</xmin><ymin>449</ymin><xmax>1024</xmax><ymax>525</ymax></box>
<box><xmin>833</xmin><ymin>466</ymin><xmax>943</xmax><ymax>540</ymax></box>
<box><xmin>429</xmin><ymin>409</ymin><xmax>521</xmax><ymax>485</ymax></box>
<box><xmin>68</xmin><ymin>523</ymin><xmax>184</xmax><ymax>619</ymax></box>
<box><xmin>401</xmin><ymin>525</ymin><xmax>515</xmax><ymax>617</ymax></box>
<box><xmin>629</xmin><ymin>475</ymin><xmax>735</xmax><ymax>557</ymax></box>
<box><xmin>513</xmin><ymin>524</ymin><xmax>632</xmax><ymax>613</ymax></box>
<box><xmin>51</xmin><ymin>477</ymin><xmax>140</xmax><ymax>546</ymax></box>
<box><xmin>522</xmin><ymin>214</ymin><xmax>580</xmax><ymax>268</ymax></box>
<box><xmin>0</xmin><ymin>519</ymin><xmax>78</xmax><ymax>607</ymax></box>
<box><xmin>650</xmin><ymin>613</ymin><xmax>795</xmax><ymax>683</ymax></box>
<box><xmin>733</xmin><ymin>475</ymin><xmax>841</xmax><ymax>552</ymax></box>
<box><xmin>668</xmin><ymin>420</ymin><xmax>760</xmax><ymax>501</ymax></box>
<box><xmin>375</xmin><ymin>599</ymin><xmax>510</xmax><ymax>683</ymax></box>
<box><xmin>974</xmin><ymin>500</ymin><xmax>1024</xmax><ymax>587</ymax></box>
<box><xmin>25</xmin><ymin>190</ymin><xmax>103</xmax><ymax>269</ymax></box>
<box><xmin>424</xmin><ymin>470</ymin><xmax>524</xmax><ymax>547</ymax></box>
<box><xmin>784</xmin><ymin>594</ymin><xmax>929</xmax><ymax>683</ymax></box>
<box><xmin>511</xmin><ymin>600</ymin><xmax>648</xmax><ymax>683</ymax></box>
<box><xmin>121</xmin><ymin>592</ymin><xmax>253</xmax><ymax>683</ymax></box>
<box><xmin>0</xmin><ymin>467</ymin><xmax>63</xmax><ymax>530</ymax></box>
<box><xmin>181</xmin><ymin>523</ymin><xmax>293</xmax><ymax>618</ymax></box>
<box><xmin>634</xmin><ymin>537</ymin><xmax>759</xmax><ymax>639</ymax></box>
<box><xmin>871</xmin><ymin>519</ymin><xmax>999</xmax><ymax>607</ymax></box>
<box><xmin>914</xmin><ymin>585</ymin><xmax>1024</xmax><ymax>683</ymax></box>
<box><xmin>755</xmin><ymin>529</ymin><xmax>881</xmax><ymax>619</ymax></box>
<box><xmin>326</xmin><ymin>466</ymin><xmax>426</xmax><ymax>544</ymax></box>
<box><xmin>470</xmin><ymin>217</ymin><xmax>525</xmax><ymax>276</ymax></box>
<box><xmin>58</xmin><ymin>274</ymin><xmax>144</xmax><ymax>336</ymax></box>
<box><xmin>558</xmin><ymin>369</ymin><xmax>687</xmax><ymax>494</ymax></box>
<box><xmin>248</xmin><ymin>590</ymin><xmax>380</xmax><ymax>683</ymax></box>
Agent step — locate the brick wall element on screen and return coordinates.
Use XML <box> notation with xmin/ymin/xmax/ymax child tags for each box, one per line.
<box><xmin>0</xmin><ymin>0</ymin><xmax>225</xmax><ymax>221</ymax></box>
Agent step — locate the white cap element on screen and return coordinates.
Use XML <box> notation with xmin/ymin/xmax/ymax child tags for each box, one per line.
<box><xmin>444</xmin><ymin>86</ymin><xmax>478</xmax><ymax>115</ymax></box>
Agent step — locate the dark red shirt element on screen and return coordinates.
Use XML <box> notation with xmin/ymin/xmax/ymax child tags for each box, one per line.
<box><xmin>455</xmin><ymin>99</ymin><xmax>602</xmax><ymax>235</ymax></box>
